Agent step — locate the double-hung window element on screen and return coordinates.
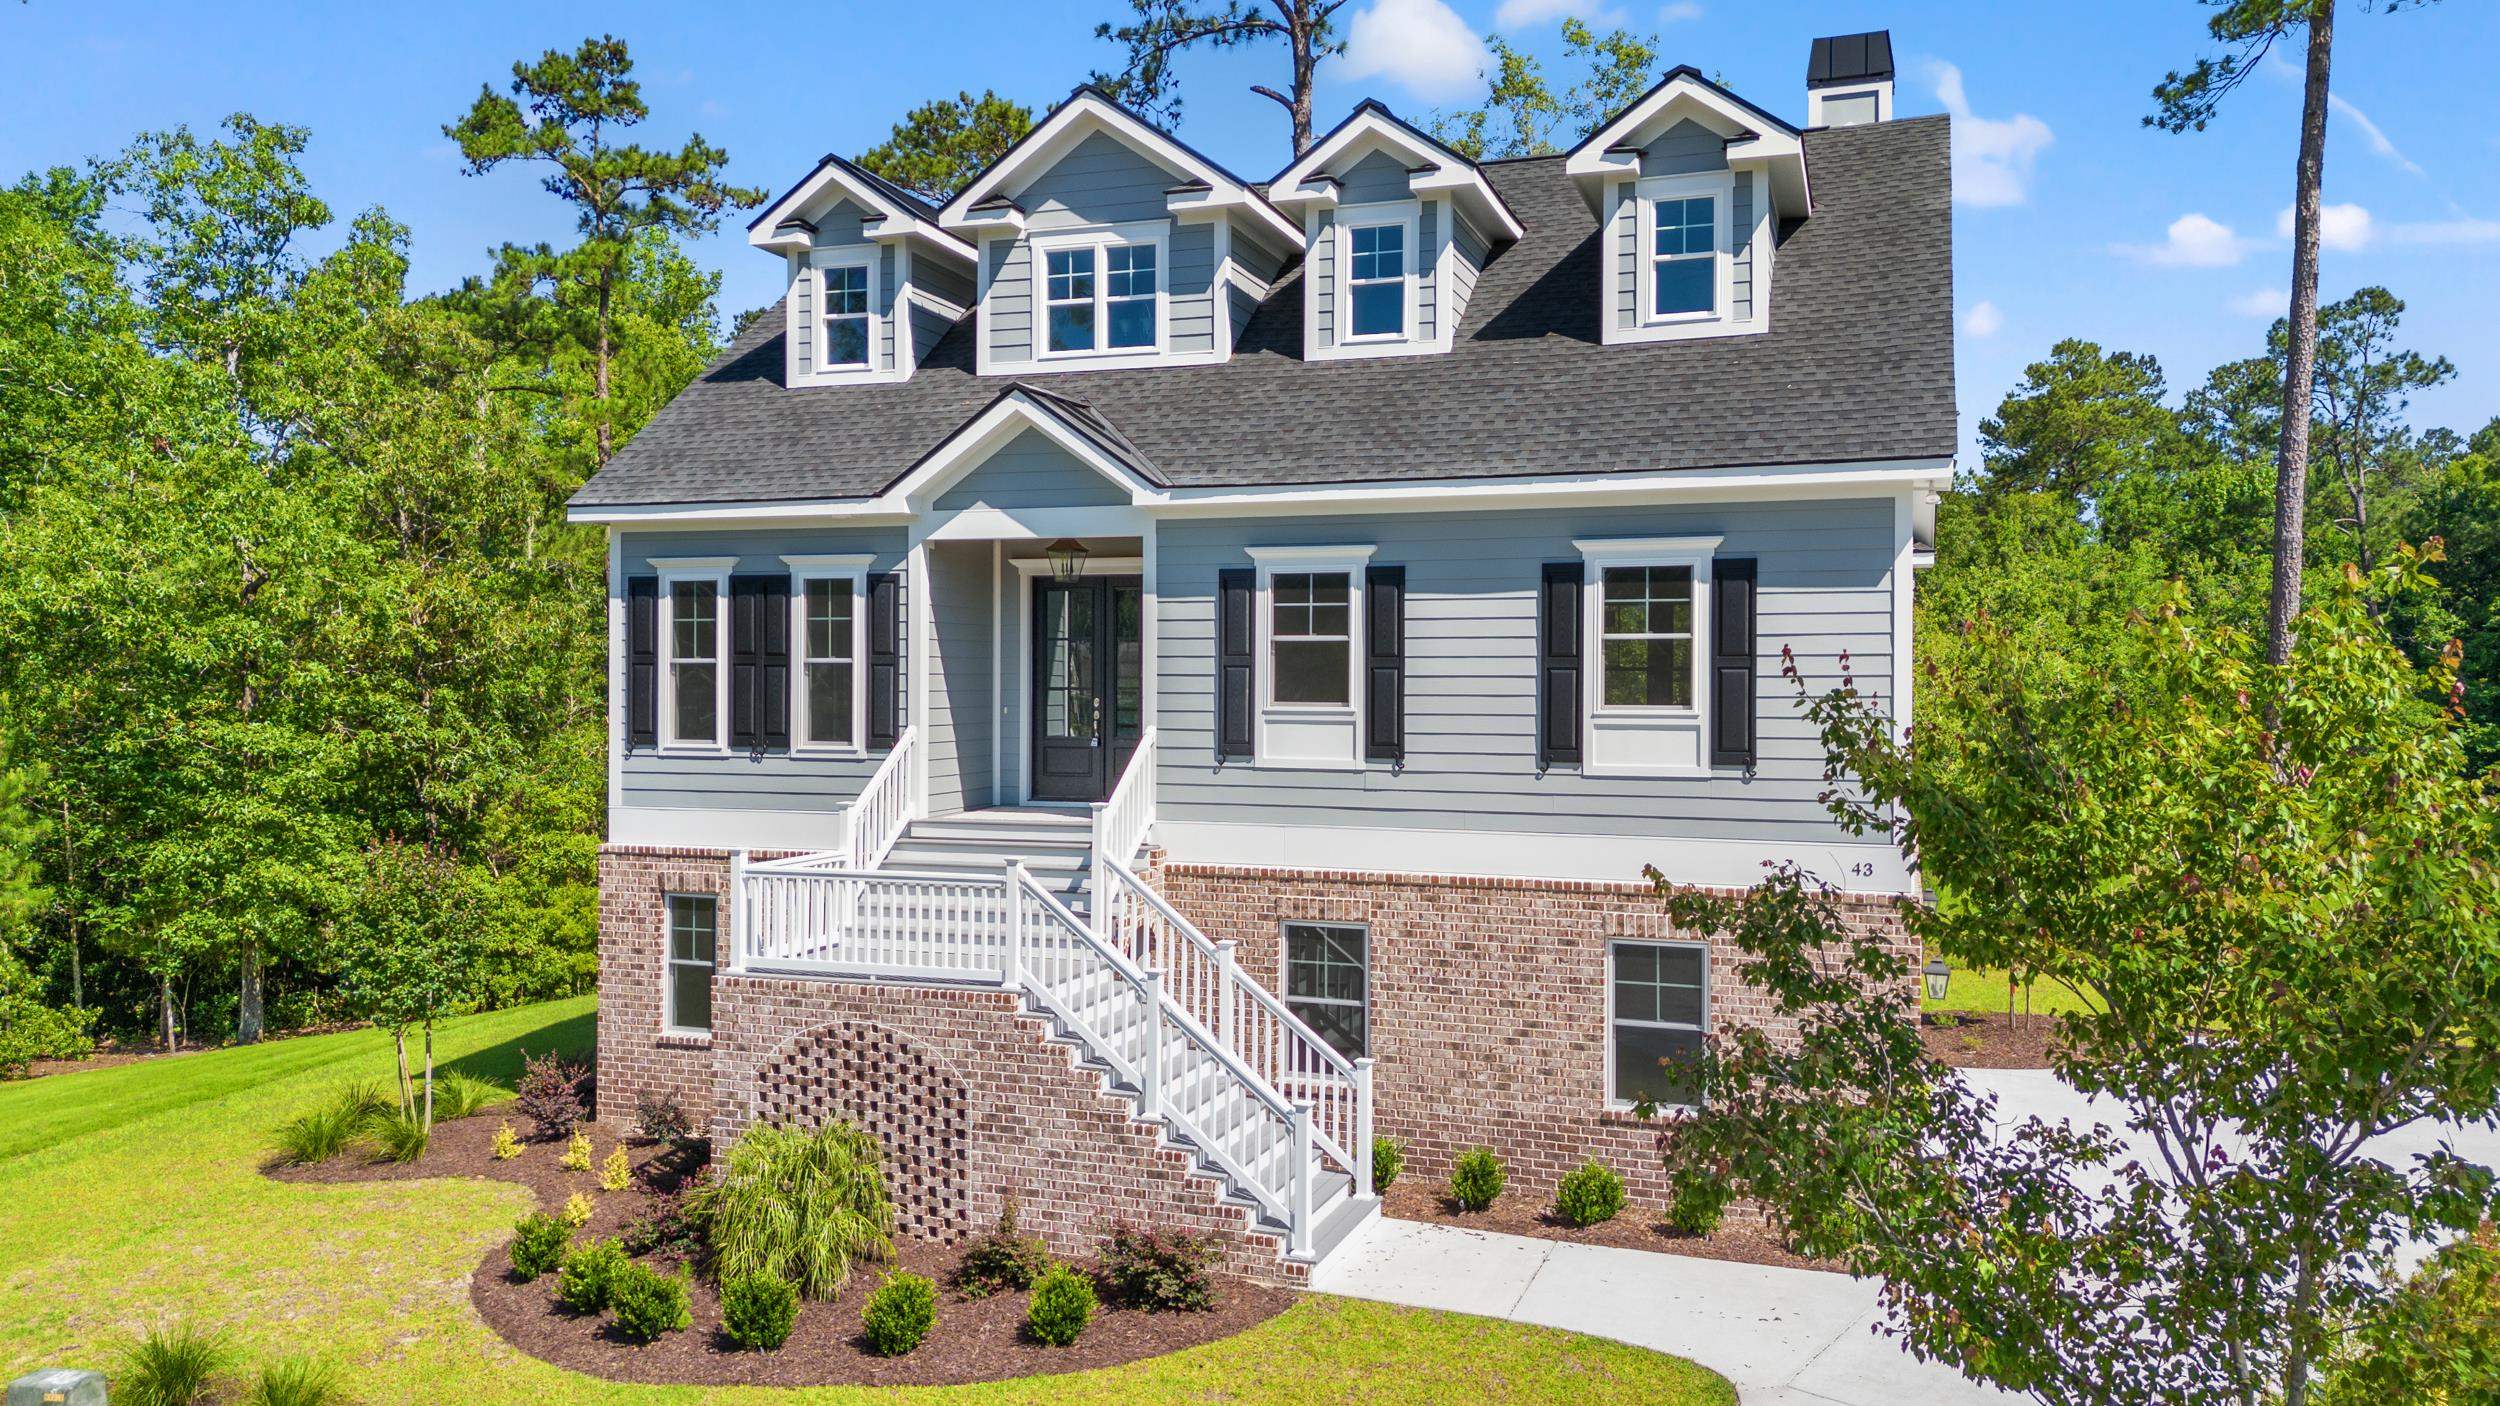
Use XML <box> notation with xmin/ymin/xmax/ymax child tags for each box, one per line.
<box><xmin>819</xmin><ymin>262</ymin><xmax>871</xmax><ymax>368</ymax></box>
<box><xmin>1271</xmin><ymin>572</ymin><xmax>1352</xmax><ymax>705</ymax></box>
<box><xmin>1610</xmin><ymin>940</ymin><xmax>1705</xmax><ymax>1108</ymax></box>
<box><xmin>1649</xmin><ymin>196</ymin><xmax>1716</xmax><ymax>318</ymax></box>
<box><xmin>1042</xmin><ymin>231</ymin><xmax>1160</xmax><ymax>356</ymax></box>
<box><xmin>1284</xmin><ymin>922</ymin><xmax>1369</xmax><ymax>1061</ymax></box>
<box><xmin>1346</xmin><ymin>222</ymin><xmax>1406</xmax><ymax>338</ymax></box>
<box><xmin>665</xmin><ymin>894</ymin><xmax>717</xmax><ymax>1035</ymax></box>
<box><xmin>1600</xmin><ymin>566</ymin><xmax>1695</xmax><ymax>708</ymax></box>
<box><xmin>653</xmin><ymin>560</ymin><xmax>733</xmax><ymax>750</ymax></box>
<box><xmin>802</xmin><ymin>578</ymin><xmax>857</xmax><ymax>747</ymax></box>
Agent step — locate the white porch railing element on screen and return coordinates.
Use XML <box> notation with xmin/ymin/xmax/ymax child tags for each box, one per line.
<box><xmin>1090</xmin><ymin>725</ymin><xmax>1157</xmax><ymax>903</ymax></box>
<box><xmin>842</xmin><ymin>724</ymin><xmax>919</xmax><ymax>872</ymax></box>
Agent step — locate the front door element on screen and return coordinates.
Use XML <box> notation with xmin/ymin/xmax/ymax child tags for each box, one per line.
<box><xmin>1030</xmin><ymin>576</ymin><xmax>1142</xmax><ymax>803</ymax></box>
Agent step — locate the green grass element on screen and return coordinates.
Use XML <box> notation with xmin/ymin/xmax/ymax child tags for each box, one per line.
<box><xmin>1922</xmin><ymin>963</ymin><xmax>2097</xmax><ymax>1019</ymax></box>
<box><xmin>0</xmin><ymin>998</ymin><xmax>1735</xmax><ymax>1406</ymax></box>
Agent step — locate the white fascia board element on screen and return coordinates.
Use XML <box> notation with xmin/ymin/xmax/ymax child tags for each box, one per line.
<box><xmin>1150</xmin><ymin>459</ymin><xmax>1955</xmax><ymax>518</ymax></box>
<box><xmin>747</xmin><ymin>161</ymin><xmax>975</xmax><ymax>269</ymax></box>
<box><xmin>1270</xmin><ymin>111</ymin><xmax>1525</xmax><ymax>245</ymax></box>
<box><xmin>888</xmin><ymin>392</ymin><xmax>1168</xmax><ymax>510</ymax></box>
<box><xmin>1564</xmin><ymin>74</ymin><xmax>1810</xmax><ymax>218</ymax></box>
<box><xmin>940</xmin><ymin>92</ymin><xmax>1302</xmax><ymax>249</ymax></box>
<box><xmin>568</xmin><ymin>500</ymin><xmax>916</xmax><ymax>527</ymax></box>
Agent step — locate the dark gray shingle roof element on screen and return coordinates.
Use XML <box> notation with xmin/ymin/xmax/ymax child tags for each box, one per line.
<box><xmin>574</xmin><ymin>115</ymin><xmax>1954</xmax><ymax>509</ymax></box>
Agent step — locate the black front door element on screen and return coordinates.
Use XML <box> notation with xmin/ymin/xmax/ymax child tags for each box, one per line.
<box><xmin>1030</xmin><ymin>576</ymin><xmax>1142</xmax><ymax>803</ymax></box>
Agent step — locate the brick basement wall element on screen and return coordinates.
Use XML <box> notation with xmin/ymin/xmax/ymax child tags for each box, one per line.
<box><xmin>595</xmin><ymin>846</ymin><xmax>732</xmax><ymax>1131</ymax></box>
<box><xmin>711</xmin><ymin>977</ymin><xmax>1300</xmax><ymax>1285</ymax></box>
<box><xmin>1154</xmin><ymin>861</ymin><xmax>1916</xmax><ymax>1209</ymax></box>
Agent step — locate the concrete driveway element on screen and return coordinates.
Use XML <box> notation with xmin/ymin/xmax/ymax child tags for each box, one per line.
<box><xmin>1312</xmin><ymin>1068</ymin><xmax>2500</xmax><ymax>1403</ymax></box>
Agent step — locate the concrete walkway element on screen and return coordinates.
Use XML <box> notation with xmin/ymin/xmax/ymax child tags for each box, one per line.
<box><xmin>1311</xmin><ymin>1215</ymin><xmax>2009</xmax><ymax>1405</ymax></box>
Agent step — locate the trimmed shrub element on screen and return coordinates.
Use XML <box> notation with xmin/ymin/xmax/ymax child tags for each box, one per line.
<box><xmin>951</xmin><ymin>1198</ymin><xmax>1050</xmax><ymax>1299</ymax></box>
<box><xmin>609</xmin><ymin>1262</ymin><xmax>693</xmax><ymax>1343</ymax></box>
<box><xmin>557</xmin><ymin>1238</ymin><xmax>630</xmax><ymax>1313</ymax></box>
<box><xmin>514</xmin><ymin>1049</ymin><xmax>590</xmax><ymax>1141</ymax></box>
<box><xmin>1371</xmin><ymin>1135</ymin><xmax>1405</xmax><ymax>1194</ymax></box>
<box><xmin>561</xmin><ymin>1130</ymin><xmax>594</xmax><ymax>1172</ymax></box>
<box><xmin>600</xmin><ymin>1144</ymin><xmax>633</xmax><ymax>1192</ymax></box>
<box><xmin>623</xmin><ymin>1190</ymin><xmax>704</xmax><ymax>1260</ymax></box>
<box><xmin>366</xmin><ymin>1107</ymin><xmax>430</xmax><ymax>1164</ymax></box>
<box><xmin>492</xmin><ymin>1122</ymin><xmax>522</xmax><ymax>1160</ymax></box>
<box><xmin>1099</xmin><ymin>1222</ymin><xmax>1219</xmax><ymax>1311</ymax></box>
<box><xmin>1554</xmin><ymin>1160</ymin><xmax>1627</xmax><ymax>1228</ymax></box>
<box><xmin>635</xmin><ymin>1092</ymin><xmax>693</xmax><ymax>1145</ymax></box>
<box><xmin>269</xmin><ymin>1082</ymin><xmax>389</xmax><ymax>1166</ymax></box>
<box><xmin>510</xmin><ymin>1212</ymin><xmax>572</xmax><ymax>1281</ymax></box>
<box><xmin>1449</xmin><ymin>1147</ymin><xmax>1506</xmax><ymax>1212</ymax></box>
<box><xmin>721</xmin><ymin>1271</ymin><xmax>799</xmax><ymax>1351</ymax></box>
<box><xmin>861</xmin><ymin>1272</ymin><xmax>938</xmax><ymax>1356</ymax></box>
<box><xmin>115</xmin><ymin>1320</ymin><xmax>233</xmax><ymax>1406</ymax></box>
<box><xmin>561</xmin><ymin>1191</ymin><xmax>595</xmax><ymax>1229</ymax></box>
<box><xmin>687</xmin><ymin>1120</ymin><xmax>895</xmax><ymax>1300</ymax></box>
<box><xmin>1025</xmin><ymin>1264</ymin><xmax>1096</xmax><ymax>1346</ymax></box>
<box><xmin>246</xmin><ymin>1356</ymin><xmax>343</xmax><ymax>1406</ymax></box>
<box><xmin>431</xmin><ymin>1071</ymin><xmax>501</xmax><ymax>1121</ymax></box>
<box><xmin>1664</xmin><ymin>1175</ymin><xmax>1729</xmax><ymax>1237</ymax></box>
<box><xmin>2318</xmin><ymin>1222</ymin><xmax>2500</xmax><ymax>1406</ymax></box>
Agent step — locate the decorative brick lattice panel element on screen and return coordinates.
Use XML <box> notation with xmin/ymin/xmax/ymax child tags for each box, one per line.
<box><xmin>755</xmin><ymin>1022</ymin><xmax>971</xmax><ymax>1243</ymax></box>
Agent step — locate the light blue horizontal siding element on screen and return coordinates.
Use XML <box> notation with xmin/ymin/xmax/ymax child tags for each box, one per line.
<box><xmin>926</xmin><ymin>541</ymin><xmax>995</xmax><ymax>813</ymax></box>
<box><xmin>1170</xmin><ymin>220</ymin><xmax>1216</xmax><ymax>356</ymax></box>
<box><xmin>1338</xmin><ymin>149</ymin><xmax>1413</xmax><ymax>205</ymax></box>
<box><xmin>931</xmin><ymin>427</ymin><xmax>1131</xmax><ymax>510</ymax></box>
<box><xmin>1311</xmin><ymin>210</ymin><xmax>1335</xmax><ymax>347</ymax></box>
<box><xmin>1150</xmin><ymin>499</ymin><xmax>1899</xmax><ymax>844</ymax></box>
<box><xmin>1021</xmin><ymin>131</ymin><xmax>1179</xmax><ymax>230</ymax></box>
<box><xmin>986</xmin><ymin>238</ymin><xmax>1030</xmax><ymax>362</ymax></box>
<box><xmin>1448</xmin><ymin>209</ymin><xmax>1487</xmax><ymax>330</ymax></box>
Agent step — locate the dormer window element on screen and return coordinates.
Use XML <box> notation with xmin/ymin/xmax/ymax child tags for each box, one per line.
<box><xmin>1038</xmin><ymin>226</ymin><xmax>1165</xmax><ymax>358</ymax></box>
<box><xmin>1633</xmin><ymin>172</ymin><xmax>1735</xmax><ymax>332</ymax></box>
<box><xmin>1346</xmin><ymin>222</ymin><xmax>1407</xmax><ymax>338</ymax></box>
<box><xmin>819</xmin><ymin>262</ymin><xmax>872</xmax><ymax>368</ymax></box>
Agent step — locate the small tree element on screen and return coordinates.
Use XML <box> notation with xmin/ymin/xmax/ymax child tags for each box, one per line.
<box><xmin>336</xmin><ymin>839</ymin><xmax>480</xmax><ymax>1127</ymax></box>
<box><xmin>1655</xmin><ymin>557</ymin><xmax>2500</xmax><ymax>1406</ymax></box>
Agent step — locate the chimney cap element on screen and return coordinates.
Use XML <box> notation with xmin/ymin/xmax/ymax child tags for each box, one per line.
<box><xmin>1807</xmin><ymin>31</ymin><xmax>1895</xmax><ymax>88</ymax></box>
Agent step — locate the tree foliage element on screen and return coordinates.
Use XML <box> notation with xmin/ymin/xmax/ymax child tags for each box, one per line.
<box><xmin>1091</xmin><ymin>0</ymin><xmax>1350</xmax><ymax>153</ymax></box>
<box><xmin>1658</xmin><ymin>567</ymin><xmax>2500</xmax><ymax>1406</ymax></box>
<box><xmin>858</xmin><ymin>90</ymin><xmax>1035</xmax><ymax>202</ymax></box>
<box><xmin>1432</xmin><ymin>20</ymin><xmax>1657</xmax><ymax>159</ymax></box>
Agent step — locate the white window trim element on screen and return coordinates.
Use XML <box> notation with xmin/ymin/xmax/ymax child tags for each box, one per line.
<box><xmin>1336</xmin><ymin>200</ymin><xmax>1421</xmax><ymax>346</ymax></box>
<box><xmin>1576</xmin><ymin>535</ymin><xmax>1722</xmax><ymax>779</ymax></box>
<box><xmin>785</xmin><ymin>244</ymin><xmax>893</xmax><ymax>386</ymax></box>
<box><xmin>652</xmin><ymin>556</ymin><xmax>735</xmax><ymax>754</ymax></box>
<box><xmin>1030</xmin><ymin>221</ymin><xmax>1170</xmax><ymax>365</ymax></box>
<box><xmin>816</xmin><ymin>255</ymin><xmax>878</xmax><ymax>371</ymax></box>
<box><xmin>783</xmin><ymin>553</ymin><xmax>874</xmax><ymax>757</ymax></box>
<box><xmin>662</xmin><ymin>892</ymin><xmax>718</xmax><ymax>1038</ymax></box>
<box><xmin>1606</xmin><ymin>938</ymin><xmax>1709</xmax><ymax>1111</ymax></box>
<box><xmin>1635</xmin><ymin>171</ymin><xmax>1734</xmax><ymax>330</ymax></box>
<box><xmin>1246</xmin><ymin>544</ymin><xmax>1375</xmax><ymax>771</ymax></box>
<box><xmin>1280</xmin><ymin>920</ymin><xmax>1371</xmax><ymax>1061</ymax></box>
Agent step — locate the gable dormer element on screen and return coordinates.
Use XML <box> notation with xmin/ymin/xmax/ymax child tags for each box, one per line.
<box><xmin>938</xmin><ymin>88</ymin><xmax>1303</xmax><ymax>376</ymax></box>
<box><xmin>1564</xmin><ymin>68</ymin><xmax>1812</xmax><ymax>345</ymax></box>
<box><xmin>1268</xmin><ymin>101</ymin><xmax>1523</xmax><ymax>361</ymax></box>
<box><xmin>749</xmin><ymin>155</ymin><xmax>977</xmax><ymax>386</ymax></box>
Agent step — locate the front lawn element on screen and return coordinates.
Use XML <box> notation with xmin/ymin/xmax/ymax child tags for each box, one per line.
<box><xmin>0</xmin><ymin>998</ymin><xmax>1734</xmax><ymax>1405</ymax></box>
<box><xmin>1922</xmin><ymin>962</ymin><xmax>2097</xmax><ymax>1020</ymax></box>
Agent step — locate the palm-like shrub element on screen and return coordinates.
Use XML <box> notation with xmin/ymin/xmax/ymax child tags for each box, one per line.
<box><xmin>1449</xmin><ymin>1147</ymin><xmax>1506</xmax><ymax>1211</ymax></box>
<box><xmin>861</xmin><ymin>1272</ymin><xmax>938</xmax><ymax>1356</ymax></box>
<box><xmin>365</xmin><ymin>1107</ymin><xmax>430</xmax><ymax>1164</ymax></box>
<box><xmin>1026</xmin><ymin>1264</ymin><xmax>1096</xmax><ymax>1346</ymax></box>
<box><xmin>721</xmin><ymin>1270</ymin><xmax>799</xmax><ymax>1350</ymax></box>
<box><xmin>609</xmin><ymin>1262</ymin><xmax>693</xmax><ymax>1343</ymax></box>
<box><xmin>557</xmin><ymin>1238</ymin><xmax>630</xmax><ymax>1312</ymax></box>
<box><xmin>246</xmin><ymin>1356</ymin><xmax>343</xmax><ymax>1406</ymax></box>
<box><xmin>269</xmin><ymin>1083</ymin><xmax>389</xmax><ymax>1166</ymax></box>
<box><xmin>430</xmin><ymin>1071</ymin><xmax>502</xmax><ymax>1121</ymax></box>
<box><xmin>687</xmin><ymin>1121</ymin><xmax>895</xmax><ymax>1299</ymax></box>
<box><xmin>1553</xmin><ymin>1160</ymin><xmax>1626</xmax><ymax>1227</ymax></box>
<box><xmin>115</xmin><ymin>1321</ymin><xmax>233</xmax><ymax>1406</ymax></box>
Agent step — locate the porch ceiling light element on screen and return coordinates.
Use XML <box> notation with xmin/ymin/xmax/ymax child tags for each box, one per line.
<box><xmin>1045</xmin><ymin>538</ymin><xmax>1090</xmax><ymax>583</ymax></box>
<box><xmin>1922</xmin><ymin>957</ymin><xmax>1951</xmax><ymax>1003</ymax></box>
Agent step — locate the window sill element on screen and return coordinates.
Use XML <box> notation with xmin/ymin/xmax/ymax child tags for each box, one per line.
<box><xmin>656</xmin><ymin>743</ymin><xmax>731</xmax><ymax>757</ymax></box>
<box><xmin>789</xmin><ymin>743</ymin><xmax>867</xmax><ymax>760</ymax></box>
<box><xmin>1607</xmin><ymin>317</ymin><xmax>1768</xmax><ymax>346</ymax></box>
<box><xmin>658</xmin><ymin>1029</ymin><xmax>713</xmax><ymax>1049</ymax></box>
<box><xmin>1603</xmin><ymin>1099</ymin><xmax>1696</xmax><ymax>1120</ymax></box>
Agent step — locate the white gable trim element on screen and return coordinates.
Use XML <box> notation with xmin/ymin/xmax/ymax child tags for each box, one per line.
<box><xmin>747</xmin><ymin>159</ymin><xmax>974</xmax><ymax>267</ymax></box>
<box><xmin>1564</xmin><ymin>70</ymin><xmax>1809</xmax><ymax>218</ymax></box>
<box><xmin>938</xmin><ymin>89</ymin><xmax>1302</xmax><ymax>249</ymax></box>
<box><xmin>1270</xmin><ymin>105</ymin><xmax>1524</xmax><ymax>244</ymax></box>
<box><xmin>885</xmin><ymin>391</ymin><xmax>1169</xmax><ymax>511</ymax></box>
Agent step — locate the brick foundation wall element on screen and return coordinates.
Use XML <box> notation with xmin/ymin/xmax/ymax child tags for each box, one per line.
<box><xmin>595</xmin><ymin>847</ymin><xmax>731</xmax><ymax>1130</ymax></box>
<box><xmin>710</xmin><ymin>977</ymin><xmax>1298</xmax><ymax>1284</ymax></box>
<box><xmin>1155</xmin><ymin>862</ymin><xmax>1915</xmax><ymax>1209</ymax></box>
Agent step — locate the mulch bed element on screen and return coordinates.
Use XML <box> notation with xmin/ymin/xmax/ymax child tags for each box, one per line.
<box><xmin>266</xmin><ymin>1110</ymin><xmax>1292</xmax><ymax>1388</ymax></box>
<box><xmin>1921</xmin><ymin>1013</ymin><xmax>2061</xmax><ymax>1069</ymax></box>
<box><xmin>1381</xmin><ymin>1179</ymin><xmax>1832</xmax><ymax>1272</ymax></box>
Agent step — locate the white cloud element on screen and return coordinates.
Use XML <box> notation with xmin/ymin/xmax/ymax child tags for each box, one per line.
<box><xmin>1927</xmin><ymin>61</ymin><xmax>2053</xmax><ymax>208</ymax></box>
<box><xmin>1341</xmin><ymin>0</ymin><xmax>1490</xmax><ymax>103</ymax></box>
<box><xmin>2328</xmin><ymin>93</ymin><xmax>2425</xmax><ymax>177</ymax></box>
<box><xmin>2388</xmin><ymin>216</ymin><xmax>2500</xmax><ymax>246</ymax></box>
<box><xmin>1658</xmin><ymin>1</ymin><xmax>1704</xmax><ymax>21</ymax></box>
<box><xmin>1962</xmin><ymin>300</ymin><xmax>2003</xmax><ymax>338</ymax></box>
<box><xmin>1494</xmin><ymin>0</ymin><xmax>1621</xmax><ymax>26</ymax></box>
<box><xmin>2114</xmin><ymin>213</ymin><xmax>2250</xmax><ymax>269</ymax></box>
<box><xmin>2228</xmin><ymin>287</ymin><xmax>2286</xmax><ymax>318</ymax></box>
<box><xmin>2276</xmin><ymin>202</ymin><xmax>2375</xmax><ymax>251</ymax></box>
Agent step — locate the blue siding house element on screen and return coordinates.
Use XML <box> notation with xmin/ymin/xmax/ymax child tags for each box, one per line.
<box><xmin>572</xmin><ymin>31</ymin><xmax>1952</xmax><ymax>1281</ymax></box>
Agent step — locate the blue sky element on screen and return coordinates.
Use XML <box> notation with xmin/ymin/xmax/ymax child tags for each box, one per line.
<box><xmin>5</xmin><ymin>0</ymin><xmax>2495</xmax><ymax>459</ymax></box>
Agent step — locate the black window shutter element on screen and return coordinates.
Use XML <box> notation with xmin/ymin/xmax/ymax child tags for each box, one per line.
<box><xmin>728</xmin><ymin>574</ymin><xmax>770</xmax><ymax>750</ymax></box>
<box><xmin>759</xmin><ymin>575</ymin><xmax>791</xmax><ymax>751</ymax></box>
<box><xmin>866</xmin><ymin>570</ymin><xmax>901</xmax><ymax>749</ymax></box>
<box><xmin>626</xmin><ymin>575</ymin><xmax>658</xmax><ymax>749</ymax></box>
<box><xmin>1711</xmin><ymin>557</ymin><xmax>1758</xmax><ymax>769</ymax></box>
<box><xmin>1365</xmin><ymin>565</ymin><xmax>1406</xmax><ymax>764</ymax></box>
<box><xmin>1537</xmin><ymin>562</ymin><xmax>1583</xmax><ymax>769</ymax></box>
<box><xmin>1216</xmin><ymin>568</ymin><xmax>1255</xmax><ymax>761</ymax></box>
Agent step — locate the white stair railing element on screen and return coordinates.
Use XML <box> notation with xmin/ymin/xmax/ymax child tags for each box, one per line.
<box><xmin>1090</xmin><ymin>726</ymin><xmax>1157</xmax><ymax>905</ymax></box>
<box><xmin>843</xmin><ymin>725</ymin><xmax>920</xmax><ymax>872</ymax></box>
